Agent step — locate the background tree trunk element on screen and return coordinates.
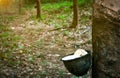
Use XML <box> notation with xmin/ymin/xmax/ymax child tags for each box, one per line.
<box><xmin>70</xmin><ymin>0</ymin><xmax>78</xmax><ymax>28</ymax></box>
<box><xmin>19</xmin><ymin>0</ymin><xmax>22</xmax><ymax>14</ymax></box>
<box><xmin>25</xmin><ymin>0</ymin><xmax>29</xmax><ymax>4</ymax></box>
<box><xmin>92</xmin><ymin>0</ymin><xmax>120</xmax><ymax>78</ymax></box>
<box><xmin>36</xmin><ymin>0</ymin><xmax>41</xmax><ymax>18</ymax></box>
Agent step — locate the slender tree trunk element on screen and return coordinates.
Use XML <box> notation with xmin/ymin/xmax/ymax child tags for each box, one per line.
<box><xmin>25</xmin><ymin>0</ymin><xmax>29</xmax><ymax>4</ymax></box>
<box><xmin>92</xmin><ymin>0</ymin><xmax>120</xmax><ymax>78</ymax></box>
<box><xmin>19</xmin><ymin>0</ymin><xmax>22</xmax><ymax>14</ymax></box>
<box><xmin>36</xmin><ymin>0</ymin><xmax>41</xmax><ymax>18</ymax></box>
<box><xmin>70</xmin><ymin>0</ymin><xmax>78</xmax><ymax>28</ymax></box>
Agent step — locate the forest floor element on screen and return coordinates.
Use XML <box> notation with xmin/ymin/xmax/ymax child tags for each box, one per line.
<box><xmin>0</xmin><ymin>1</ymin><xmax>92</xmax><ymax>78</ymax></box>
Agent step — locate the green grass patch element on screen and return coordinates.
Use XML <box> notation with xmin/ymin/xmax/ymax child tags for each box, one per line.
<box><xmin>42</xmin><ymin>1</ymin><xmax>72</xmax><ymax>12</ymax></box>
<box><xmin>42</xmin><ymin>0</ymin><xmax>92</xmax><ymax>12</ymax></box>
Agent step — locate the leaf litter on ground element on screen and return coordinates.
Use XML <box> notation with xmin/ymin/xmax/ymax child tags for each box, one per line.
<box><xmin>0</xmin><ymin>1</ymin><xmax>92</xmax><ymax>78</ymax></box>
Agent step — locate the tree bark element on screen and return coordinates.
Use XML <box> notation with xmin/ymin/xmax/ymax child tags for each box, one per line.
<box><xmin>36</xmin><ymin>0</ymin><xmax>41</xmax><ymax>18</ymax></box>
<box><xmin>70</xmin><ymin>0</ymin><xmax>78</xmax><ymax>28</ymax></box>
<box><xmin>92</xmin><ymin>0</ymin><xmax>120</xmax><ymax>78</ymax></box>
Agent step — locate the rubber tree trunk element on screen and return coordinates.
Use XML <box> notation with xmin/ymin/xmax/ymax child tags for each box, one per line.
<box><xmin>19</xmin><ymin>0</ymin><xmax>22</xmax><ymax>14</ymax></box>
<box><xmin>92</xmin><ymin>0</ymin><xmax>120</xmax><ymax>78</ymax></box>
<box><xmin>36</xmin><ymin>0</ymin><xmax>41</xmax><ymax>18</ymax></box>
<box><xmin>70</xmin><ymin>0</ymin><xmax>78</xmax><ymax>28</ymax></box>
<box><xmin>25</xmin><ymin>0</ymin><xmax>29</xmax><ymax>4</ymax></box>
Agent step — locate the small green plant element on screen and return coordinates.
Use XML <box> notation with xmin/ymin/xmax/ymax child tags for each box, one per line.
<box><xmin>29</xmin><ymin>15</ymin><xmax>36</xmax><ymax>20</ymax></box>
<box><xmin>41</xmin><ymin>15</ymin><xmax>46</xmax><ymax>20</ymax></box>
<box><xmin>28</xmin><ymin>55</ymin><xmax>35</xmax><ymax>62</ymax></box>
<box><xmin>63</xmin><ymin>30</ymin><xmax>70</xmax><ymax>36</ymax></box>
<box><xmin>57</xmin><ymin>14</ymin><xmax>66</xmax><ymax>20</ymax></box>
<box><xmin>18</xmin><ymin>44</ymin><xmax>24</xmax><ymax>49</ymax></box>
<box><xmin>36</xmin><ymin>53</ymin><xmax>45</xmax><ymax>59</ymax></box>
<box><xmin>8</xmin><ymin>61</ymin><xmax>21</xmax><ymax>66</ymax></box>
<box><xmin>36</xmin><ymin>39</ymin><xmax>44</xmax><ymax>47</ymax></box>
<box><xmin>35</xmin><ymin>74</ymin><xmax>41</xmax><ymax>78</ymax></box>
<box><xmin>41</xmin><ymin>60</ymin><xmax>48</xmax><ymax>66</ymax></box>
<box><xmin>56</xmin><ymin>69</ymin><xmax>65</xmax><ymax>77</ymax></box>
<box><xmin>54</xmin><ymin>23</ymin><xmax>61</xmax><ymax>29</ymax></box>
<box><xmin>55</xmin><ymin>37</ymin><xmax>62</xmax><ymax>43</ymax></box>
<box><xmin>41</xmin><ymin>71</ymin><xmax>48</xmax><ymax>76</ymax></box>
<box><xmin>36</xmin><ymin>70</ymin><xmax>48</xmax><ymax>77</ymax></box>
